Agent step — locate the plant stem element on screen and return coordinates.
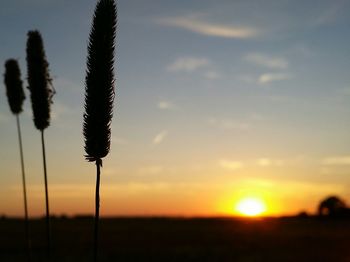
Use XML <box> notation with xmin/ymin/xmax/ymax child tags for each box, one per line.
<box><xmin>16</xmin><ymin>115</ymin><xmax>31</xmax><ymax>261</ymax></box>
<box><xmin>94</xmin><ymin>159</ymin><xmax>101</xmax><ymax>262</ymax></box>
<box><xmin>41</xmin><ymin>130</ymin><xmax>50</xmax><ymax>260</ymax></box>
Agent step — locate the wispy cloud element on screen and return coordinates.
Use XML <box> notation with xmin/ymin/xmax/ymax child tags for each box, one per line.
<box><xmin>51</xmin><ymin>101</ymin><xmax>75</xmax><ymax>120</ymax></box>
<box><xmin>167</xmin><ymin>56</ymin><xmax>222</xmax><ymax>80</ymax></box>
<box><xmin>157</xmin><ymin>100</ymin><xmax>177</xmax><ymax>110</ymax></box>
<box><xmin>112</xmin><ymin>136</ymin><xmax>128</xmax><ymax>145</ymax></box>
<box><xmin>203</xmin><ymin>71</ymin><xmax>221</xmax><ymax>80</ymax></box>
<box><xmin>244</xmin><ymin>53</ymin><xmax>288</xmax><ymax>69</ymax></box>
<box><xmin>138</xmin><ymin>165</ymin><xmax>164</xmax><ymax>175</ymax></box>
<box><xmin>257</xmin><ymin>158</ymin><xmax>271</xmax><ymax>167</ymax></box>
<box><xmin>167</xmin><ymin>57</ymin><xmax>209</xmax><ymax>72</ymax></box>
<box><xmin>153</xmin><ymin>130</ymin><xmax>168</xmax><ymax>145</ymax></box>
<box><xmin>256</xmin><ymin>158</ymin><xmax>284</xmax><ymax>167</ymax></box>
<box><xmin>103</xmin><ymin>168</ymin><xmax>122</xmax><ymax>177</ymax></box>
<box><xmin>54</xmin><ymin>77</ymin><xmax>81</xmax><ymax>93</ymax></box>
<box><xmin>219</xmin><ymin>159</ymin><xmax>244</xmax><ymax>171</ymax></box>
<box><xmin>238</xmin><ymin>72</ymin><xmax>292</xmax><ymax>85</ymax></box>
<box><xmin>15</xmin><ymin>183</ymin><xmax>172</xmax><ymax>199</ymax></box>
<box><xmin>157</xmin><ymin>16</ymin><xmax>259</xmax><ymax>39</ymax></box>
<box><xmin>237</xmin><ymin>74</ymin><xmax>256</xmax><ymax>84</ymax></box>
<box><xmin>208</xmin><ymin>117</ymin><xmax>250</xmax><ymax>131</ymax></box>
<box><xmin>323</xmin><ymin>156</ymin><xmax>350</xmax><ymax>165</ymax></box>
<box><xmin>258</xmin><ymin>73</ymin><xmax>291</xmax><ymax>84</ymax></box>
<box><xmin>310</xmin><ymin>3</ymin><xmax>343</xmax><ymax>27</ymax></box>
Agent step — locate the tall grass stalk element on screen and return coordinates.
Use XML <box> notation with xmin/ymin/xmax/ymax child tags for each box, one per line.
<box><xmin>41</xmin><ymin>129</ymin><xmax>50</xmax><ymax>254</ymax></box>
<box><xmin>26</xmin><ymin>30</ymin><xmax>54</xmax><ymax>260</ymax></box>
<box><xmin>83</xmin><ymin>0</ymin><xmax>117</xmax><ymax>261</ymax></box>
<box><xmin>4</xmin><ymin>59</ymin><xmax>31</xmax><ymax>261</ymax></box>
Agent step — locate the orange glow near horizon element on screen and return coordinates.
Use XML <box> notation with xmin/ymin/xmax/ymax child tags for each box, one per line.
<box><xmin>235</xmin><ymin>197</ymin><xmax>267</xmax><ymax>217</ymax></box>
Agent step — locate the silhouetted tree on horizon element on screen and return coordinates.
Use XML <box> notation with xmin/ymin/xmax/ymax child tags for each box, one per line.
<box><xmin>26</xmin><ymin>30</ymin><xmax>54</xmax><ymax>260</ymax></box>
<box><xmin>4</xmin><ymin>59</ymin><xmax>31</xmax><ymax>261</ymax></box>
<box><xmin>83</xmin><ymin>0</ymin><xmax>117</xmax><ymax>261</ymax></box>
<box><xmin>318</xmin><ymin>196</ymin><xmax>348</xmax><ymax>217</ymax></box>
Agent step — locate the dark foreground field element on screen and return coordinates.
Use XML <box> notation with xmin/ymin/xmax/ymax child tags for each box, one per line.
<box><xmin>1</xmin><ymin>216</ymin><xmax>350</xmax><ymax>261</ymax></box>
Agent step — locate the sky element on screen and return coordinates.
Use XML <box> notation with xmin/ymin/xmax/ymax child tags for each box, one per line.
<box><xmin>0</xmin><ymin>0</ymin><xmax>350</xmax><ymax>217</ymax></box>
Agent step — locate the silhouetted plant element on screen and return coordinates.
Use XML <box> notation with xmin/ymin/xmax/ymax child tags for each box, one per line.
<box><xmin>83</xmin><ymin>0</ymin><xmax>117</xmax><ymax>261</ymax></box>
<box><xmin>4</xmin><ymin>59</ymin><xmax>31</xmax><ymax>261</ymax></box>
<box><xmin>26</xmin><ymin>30</ymin><xmax>54</xmax><ymax>260</ymax></box>
<box><xmin>318</xmin><ymin>196</ymin><xmax>348</xmax><ymax>217</ymax></box>
<box><xmin>4</xmin><ymin>60</ymin><xmax>25</xmax><ymax>114</ymax></box>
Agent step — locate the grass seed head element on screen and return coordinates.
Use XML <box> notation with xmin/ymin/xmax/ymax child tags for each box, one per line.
<box><xmin>4</xmin><ymin>59</ymin><xmax>25</xmax><ymax>115</ymax></box>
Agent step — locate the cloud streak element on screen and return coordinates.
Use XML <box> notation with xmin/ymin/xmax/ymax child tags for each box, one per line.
<box><xmin>258</xmin><ymin>73</ymin><xmax>291</xmax><ymax>84</ymax></box>
<box><xmin>208</xmin><ymin>117</ymin><xmax>250</xmax><ymax>131</ymax></box>
<box><xmin>244</xmin><ymin>53</ymin><xmax>288</xmax><ymax>69</ymax></box>
<box><xmin>138</xmin><ymin>165</ymin><xmax>164</xmax><ymax>175</ymax></box>
<box><xmin>256</xmin><ymin>158</ymin><xmax>284</xmax><ymax>167</ymax></box>
<box><xmin>112</xmin><ymin>136</ymin><xmax>128</xmax><ymax>145</ymax></box>
<box><xmin>323</xmin><ymin>156</ymin><xmax>350</xmax><ymax>165</ymax></box>
<box><xmin>167</xmin><ymin>56</ymin><xmax>221</xmax><ymax>81</ymax></box>
<box><xmin>153</xmin><ymin>130</ymin><xmax>168</xmax><ymax>145</ymax></box>
<box><xmin>219</xmin><ymin>159</ymin><xmax>244</xmax><ymax>171</ymax></box>
<box><xmin>167</xmin><ymin>57</ymin><xmax>209</xmax><ymax>72</ymax></box>
<box><xmin>203</xmin><ymin>71</ymin><xmax>221</xmax><ymax>80</ymax></box>
<box><xmin>157</xmin><ymin>100</ymin><xmax>177</xmax><ymax>110</ymax></box>
<box><xmin>158</xmin><ymin>16</ymin><xmax>259</xmax><ymax>39</ymax></box>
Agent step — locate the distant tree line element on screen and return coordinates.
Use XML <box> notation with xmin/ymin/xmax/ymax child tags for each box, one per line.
<box><xmin>318</xmin><ymin>196</ymin><xmax>350</xmax><ymax>218</ymax></box>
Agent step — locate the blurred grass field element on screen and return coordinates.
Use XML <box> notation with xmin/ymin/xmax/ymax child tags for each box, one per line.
<box><xmin>1</xmin><ymin>216</ymin><xmax>350</xmax><ymax>261</ymax></box>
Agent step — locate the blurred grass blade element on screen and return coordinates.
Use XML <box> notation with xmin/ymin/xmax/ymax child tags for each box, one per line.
<box><xmin>26</xmin><ymin>30</ymin><xmax>53</xmax><ymax>260</ymax></box>
<box><xmin>4</xmin><ymin>59</ymin><xmax>31</xmax><ymax>261</ymax></box>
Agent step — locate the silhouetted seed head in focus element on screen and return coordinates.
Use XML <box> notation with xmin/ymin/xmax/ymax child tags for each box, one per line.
<box><xmin>4</xmin><ymin>59</ymin><xmax>25</xmax><ymax>115</ymax></box>
<box><xmin>83</xmin><ymin>0</ymin><xmax>117</xmax><ymax>163</ymax></box>
<box><xmin>26</xmin><ymin>30</ymin><xmax>54</xmax><ymax>130</ymax></box>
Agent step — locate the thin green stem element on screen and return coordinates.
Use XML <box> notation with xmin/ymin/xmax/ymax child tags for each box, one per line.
<box><xmin>16</xmin><ymin>115</ymin><xmax>31</xmax><ymax>261</ymax></box>
<box><xmin>41</xmin><ymin>130</ymin><xmax>50</xmax><ymax>260</ymax></box>
<box><xmin>94</xmin><ymin>159</ymin><xmax>101</xmax><ymax>262</ymax></box>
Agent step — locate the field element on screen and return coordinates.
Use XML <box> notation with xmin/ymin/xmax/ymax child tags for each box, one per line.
<box><xmin>1</xmin><ymin>216</ymin><xmax>350</xmax><ymax>261</ymax></box>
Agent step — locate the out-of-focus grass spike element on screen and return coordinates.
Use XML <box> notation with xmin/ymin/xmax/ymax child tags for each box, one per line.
<box><xmin>26</xmin><ymin>30</ymin><xmax>54</xmax><ymax>260</ymax></box>
<box><xmin>26</xmin><ymin>30</ymin><xmax>53</xmax><ymax>131</ymax></box>
<box><xmin>4</xmin><ymin>59</ymin><xmax>31</xmax><ymax>261</ymax></box>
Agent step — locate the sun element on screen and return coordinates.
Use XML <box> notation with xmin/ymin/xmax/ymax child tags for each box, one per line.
<box><xmin>235</xmin><ymin>197</ymin><xmax>266</xmax><ymax>217</ymax></box>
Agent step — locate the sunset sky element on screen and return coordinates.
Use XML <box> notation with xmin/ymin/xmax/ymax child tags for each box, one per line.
<box><xmin>1</xmin><ymin>0</ymin><xmax>350</xmax><ymax>217</ymax></box>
